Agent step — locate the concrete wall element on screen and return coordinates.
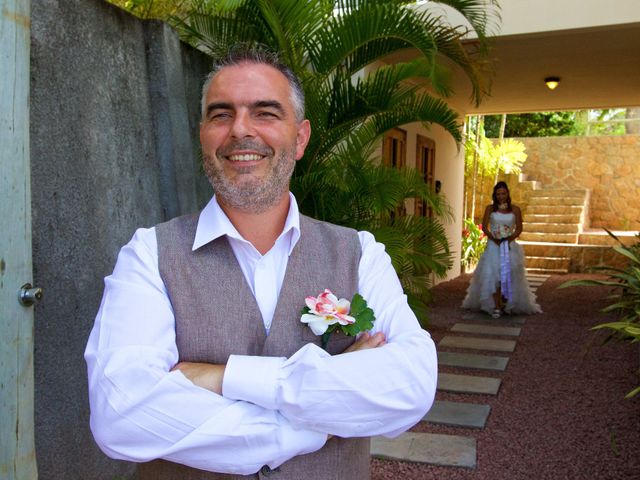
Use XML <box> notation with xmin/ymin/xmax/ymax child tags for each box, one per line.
<box><xmin>30</xmin><ymin>1</ymin><xmax>211</xmax><ymax>478</ymax></box>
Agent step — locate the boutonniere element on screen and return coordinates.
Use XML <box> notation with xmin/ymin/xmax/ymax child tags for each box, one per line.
<box><xmin>300</xmin><ymin>289</ymin><xmax>375</xmax><ymax>350</ymax></box>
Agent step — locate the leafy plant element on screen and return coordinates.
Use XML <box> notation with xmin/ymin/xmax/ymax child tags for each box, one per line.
<box><xmin>559</xmin><ymin>230</ymin><xmax>640</xmax><ymax>398</ymax></box>
<box><xmin>483</xmin><ymin>111</ymin><xmax>576</xmax><ymax>138</ymax></box>
<box><xmin>107</xmin><ymin>0</ymin><xmax>500</xmax><ymax>323</ymax></box>
<box><xmin>461</xmin><ymin>218</ymin><xmax>486</xmax><ymax>269</ymax></box>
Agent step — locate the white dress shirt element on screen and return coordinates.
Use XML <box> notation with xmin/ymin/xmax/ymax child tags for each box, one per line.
<box><xmin>85</xmin><ymin>193</ymin><xmax>438</xmax><ymax>475</ymax></box>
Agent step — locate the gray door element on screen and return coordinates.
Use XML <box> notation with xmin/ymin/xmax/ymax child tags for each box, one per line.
<box><xmin>0</xmin><ymin>0</ymin><xmax>38</xmax><ymax>478</ymax></box>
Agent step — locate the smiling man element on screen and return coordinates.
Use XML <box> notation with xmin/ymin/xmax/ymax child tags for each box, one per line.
<box><xmin>85</xmin><ymin>46</ymin><xmax>438</xmax><ymax>480</ymax></box>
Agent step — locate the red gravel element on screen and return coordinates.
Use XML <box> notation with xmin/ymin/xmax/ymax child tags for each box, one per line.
<box><xmin>371</xmin><ymin>273</ymin><xmax>640</xmax><ymax>480</ymax></box>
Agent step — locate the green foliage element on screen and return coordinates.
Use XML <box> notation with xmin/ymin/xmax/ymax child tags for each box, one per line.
<box><xmin>559</xmin><ymin>230</ymin><xmax>640</xmax><ymax>398</ymax></box>
<box><xmin>341</xmin><ymin>293</ymin><xmax>376</xmax><ymax>335</ymax></box>
<box><xmin>461</xmin><ymin>218</ymin><xmax>486</xmax><ymax>268</ymax></box>
<box><xmin>106</xmin><ymin>0</ymin><xmax>200</xmax><ymax>19</ymax></box>
<box><xmin>464</xmin><ymin>132</ymin><xmax>527</xmax><ymax>177</ymax></box>
<box><xmin>110</xmin><ymin>0</ymin><xmax>499</xmax><ymax>323</ymax></box>
<box><xmin>172</xmin><ymin>0</ymin><xmax>499</xmax><ymax>323</ymax></box>
<box><xmin>483</xmin><ymin>111</ymin><xmax>576</xmax><ymax>138</ymax></box>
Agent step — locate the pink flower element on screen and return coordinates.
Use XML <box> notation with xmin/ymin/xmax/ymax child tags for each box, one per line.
<box><xmin>301</xmin><ymin>289</ymin><xmax>356</xmax><ymax>335</ymax></box>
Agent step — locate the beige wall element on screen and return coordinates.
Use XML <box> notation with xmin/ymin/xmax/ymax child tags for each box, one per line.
<box><xmin>399</xmin><ymin>123</ymin><xmax>464</xmax><ymax>281</ymax></box>
<box><xmin>466</xmin><ymin>134</ymin><xmax>640</xmax><ymax>231</ymax></box>
<box><xmin>431</xmin><ymin>0</ymin><xmax>640</xmax><ymax>38</ymax></box>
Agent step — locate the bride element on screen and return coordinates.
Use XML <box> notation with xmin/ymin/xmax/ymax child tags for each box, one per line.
<box><xmin>462</xmin><ymin>181</ymin><xmax>542</xmax><ymax>318</ymax></box>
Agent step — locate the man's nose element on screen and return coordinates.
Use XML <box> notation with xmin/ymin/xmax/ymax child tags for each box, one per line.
<box><xmin>230</xmin><ymin>110</ymin><xmax>254</xmax><ymax>138</ymax></box>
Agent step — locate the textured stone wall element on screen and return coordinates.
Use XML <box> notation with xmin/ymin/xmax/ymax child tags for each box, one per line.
<box><xmin>466</xmin><ymin>135</ymin><xmax>640</xmax><ymax>231</ymax></box>
<box><xmin>30</xmin><ymin>1</ymin><xmax>211</xmax><ymax>478</ymax></box>
<box><xmin>519</xmin><ymin>135</ymin><xmax>640</xmax><ymax>230</ymax></box>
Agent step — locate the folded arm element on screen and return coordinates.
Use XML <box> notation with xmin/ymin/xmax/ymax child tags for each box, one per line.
<box><xmin>85</xmin><ymin>229</ymin><xmax>326</xmax><ymax>474</ymax></box>
<box><xmin>221</xmin><ymin>231</ymin><xmax>438</xmax><ymax>438</ymax></box>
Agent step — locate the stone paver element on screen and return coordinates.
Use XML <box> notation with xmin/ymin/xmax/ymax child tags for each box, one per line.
<box><xmin>451</xmin><ymin>323</ymin><xmax>521</xmax><ymax>337</ymax></box>
<box><xmin>423</xmin><ymin>400</ymin><xmax>491</xmax><ymax>428</ymax></box>
<box><xmin>438</xmin><ymin>373</ymin><xmax>501</xmax><ymax>395</ymax></box>
<box><xmin>371</xmin><ymin>432</ymin><xmax>476</xmax><ymax>468</ymax></box>
<box><xmin>438</xmin><ymin>351</ymin><xmax>509</xmax><ymax>371</ymax></box>
<box><xmin>461</xmin><ymin>311</ymin><xmax>526</xmax><ymax>325</ymax></box>
<box><xmin>439</xmin><ymin>335</ymin><xmax>516</xmax><ymax>352</ymax></box>
<box><xmin>527</xmin><ymin>274</ymin><xmax>550</xmax><ymax>280</ymax></box>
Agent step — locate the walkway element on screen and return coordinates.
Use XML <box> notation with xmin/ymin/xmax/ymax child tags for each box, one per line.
<box><xmin>370</xmin><ymin>273</ymin><xmax>640</xmax><ymax>479</ymax></box>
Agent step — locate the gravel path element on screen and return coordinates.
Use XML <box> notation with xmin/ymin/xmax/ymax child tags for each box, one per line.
<box><xmin>372</xmin><ymin>273</ymin><xmax>640</xmax><ymax>480</ymax></box>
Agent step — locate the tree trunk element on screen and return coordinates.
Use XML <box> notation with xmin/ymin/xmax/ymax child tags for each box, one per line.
<box><xmin>470</xmin><ymin>115</ymin><xmax>482</xmax><ymax>222</ymax></box>
<box><xmin>494</xmin><ymin>113</ymin><xmax>507</xmax><ymax>184</ymax></box>
<box><xmin>626</xmin><ymin>107</ymin><xmax>640</xmax><ymax>134</ymax></box>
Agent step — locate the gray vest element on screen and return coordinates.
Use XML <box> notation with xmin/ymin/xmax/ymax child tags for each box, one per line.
<box><xmin>138</xmin><ymin>213</ymin><xmax>371</xmax><ymax>480</ymax></box>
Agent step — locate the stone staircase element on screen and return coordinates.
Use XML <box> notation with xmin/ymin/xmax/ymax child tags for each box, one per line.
<box><xmin>520</xmin><ymin>188</ymin><xmax>589</xmax><ymax>274</ymax></box>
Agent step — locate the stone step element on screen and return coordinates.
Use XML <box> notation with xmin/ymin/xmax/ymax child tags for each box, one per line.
<box><xmin>521</xmin><ymin>241</ymin><xmax>570</xmax><ymax>256</ymax></box>
<box><xmin>526</xmin><ymin>273</ymin><xmax>551</xmax><ymax>281</ymax></box>
<box><xmin>526</xmin><ymin>213</ymin><xmax>582</xmax><ymax>223</ymax></box>
<box><xmin>523</xmin><ymin>222</ymin><xmax>579</xmax><ymax>234</ymax></box>
<box><xmin>451</xmin><ymin>323</ymin><xmax>521</xmax><ymax>337</ymax></box>
<box><xmin>525</xmin><ymin>256</ymin><xmax>570</xmax><ymax>270</ymax></box>
<box><xmin>438</xmin><ymin>373</ymin><xmax>502</xmax><ymax>395</ymax></box>
<box><xmin>527</xmin><ymin>196</ymin><xmax>585</xmax><ymax>206</ymax></box>
<box><xmin>526</xmin><ymin>275</ymin><xmax>548</xmax><ymax>284</ymax></box>
<box><xmin>529</xmin><ymin>189</ymin><xmax>587</xmax><ymax>198</ymax></box>
<box><xmin>423</xmin><ymin>400</ymin><xmax>491</xmax><ymax>428</ymax></box>
<box><xmin>439</xmin><ymin>336</ymin><xmax>517</xmax><ymax>352</ymax></box>
<box><xmin>371</xmin><ymin>432</ymin><xmax>476</xmax><ymax>468</ymax></box>
<box><xmin>578</xmin><ymin>232</ymin><xmax>638</xmax><ymax>246</ymax></box>
<box><xmin>526</xmin><ymin>267</ymin><xmax>569</xmax><ymax>275</ymax></box>
<box><xmin>520</xmin><ymin>232</ymin><xmax>578</xmax><ymax>243</ymax></box>
<box><xmin>461</xmin><ymin>311</ymin><xmax>526</xmax><ymax>326</ymax></box>
<box><xmin>438</xmin><ymin>351</ymin><xmax>509</xmax><ymax>371</ymax></box>
<box><xmin>526</xmin><ymin>205</ymin><xmax>583</xmax><ymax>215</ymax></box>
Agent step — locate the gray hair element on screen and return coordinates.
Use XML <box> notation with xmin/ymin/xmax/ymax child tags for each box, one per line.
<box><xmin>200</xmin><ymin>45</ymin><xmax>305</xmax><ymax>122</ymax></box>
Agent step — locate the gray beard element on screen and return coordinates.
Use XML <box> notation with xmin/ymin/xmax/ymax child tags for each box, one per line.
<box><xmin>203</xmin><ymin>147</ymin><xmax>296</xmax><ymax>214</ymax></box>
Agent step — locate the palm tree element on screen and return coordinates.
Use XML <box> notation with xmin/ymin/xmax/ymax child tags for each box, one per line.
<box><xmin>112</xmin><ymin>0</ymin><xmax>500</xmax><ymax>324</ymax></box>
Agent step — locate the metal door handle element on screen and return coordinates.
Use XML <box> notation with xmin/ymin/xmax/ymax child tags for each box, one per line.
<box><xmin>19</xmin><ymin>283</ymin><xmax>43</xmax><ymax>306</ymax></box>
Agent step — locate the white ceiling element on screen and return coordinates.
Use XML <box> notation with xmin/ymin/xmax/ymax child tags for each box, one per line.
<box><xmin>452</xmin><ymin>23</ymin><xmax>640</xmax><ymax>115</ymax></box>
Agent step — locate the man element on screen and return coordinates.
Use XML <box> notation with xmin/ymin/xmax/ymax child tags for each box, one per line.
<box><xmin>85</xmin><ymin>46</ymin><xmax>437</xmax><ymax>479</ymax></box>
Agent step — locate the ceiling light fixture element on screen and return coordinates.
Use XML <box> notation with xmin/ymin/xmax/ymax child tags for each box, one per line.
<box><xmin>545</xmin><ymin>76</ymin><xmax>560</xmax><ymax>90</ymax></box>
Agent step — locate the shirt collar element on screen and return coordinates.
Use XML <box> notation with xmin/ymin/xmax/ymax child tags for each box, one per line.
<box><xmin>192</xmin><ymin>192</ymin><xmax>301</xmax><ymax>256</ymax></box>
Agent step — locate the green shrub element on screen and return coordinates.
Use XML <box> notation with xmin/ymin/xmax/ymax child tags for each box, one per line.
<box><xmin>461</xmin><ymin>218</ymin><xmax>487</xmax><ymax>270</ymax></box>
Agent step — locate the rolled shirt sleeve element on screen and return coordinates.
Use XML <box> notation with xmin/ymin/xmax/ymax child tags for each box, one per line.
<box><xmin>222</xmin><ymin>230</ymin><xmax>438</xmax><ymax>438</ymax></box>
<box><xmin>85</xmin><ymin>228</ymin><xmax>326</xmax><ymax>474</ymax></box>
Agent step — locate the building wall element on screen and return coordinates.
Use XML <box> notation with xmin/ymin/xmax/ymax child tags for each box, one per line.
<box><xmin>399</xmin><ymin>123</ymin><xmax>464</xmax><ymax>281</ymax></box>
<box><xmin>30</xmin><ymin>1</ymin><xmax>211</xmax><ymax>478</ymax></box>
<box><xmin>435</xmin><ymin>0</ymin><xmax>640</xmax><ymax>38</ymax></box>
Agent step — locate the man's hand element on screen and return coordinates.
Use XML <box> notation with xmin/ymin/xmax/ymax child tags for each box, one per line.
<box><xmin>172</xmin><ymin>362</ymin><xmax>226</xmax><ymax>395</ymax></box>
<box><xmin>343</xmin><ymin>332</ymin><xmax>386</xmax><ymax>353</ymax></box>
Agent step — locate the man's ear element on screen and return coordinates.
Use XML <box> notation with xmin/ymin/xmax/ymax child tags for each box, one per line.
<box><xmin>295</xmin><ymin>120</ymin><xmax>311</xmax><ymax>160</ymax></box>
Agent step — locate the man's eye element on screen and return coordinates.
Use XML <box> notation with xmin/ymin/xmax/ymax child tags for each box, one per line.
<box><xmin>209</xmin><ymin>112</ymin><xmax>231</xmax><ymax>121</ymax></box>
<box><xmin>257</xmin><ymin>111</ymin><xmax>278</xmax><ymax>118</ymax></box>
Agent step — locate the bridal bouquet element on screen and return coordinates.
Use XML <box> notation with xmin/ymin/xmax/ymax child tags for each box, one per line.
<box><xmin>492</xmin><ymin>223</ymin><xmax>514</xmax><ymax>241</ymax></box>
<box><xmin>300</xmin><ymin>289</ymin><xmax>375</xmax><ymax>350</ymax></box>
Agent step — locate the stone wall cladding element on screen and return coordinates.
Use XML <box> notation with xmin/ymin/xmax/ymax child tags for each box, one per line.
<box><xmin>517</xmin><ymin>135</ymin><xmax>640</xmax><ymax>230</ymax></box>
<box><xmin>468</xmin><ymin>135</ymin><xmax>640</xmax><ymax>231</ymax></box>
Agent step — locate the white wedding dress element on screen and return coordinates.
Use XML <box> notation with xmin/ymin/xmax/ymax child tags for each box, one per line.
<box><xmin>462</xmin><ymin>211</ymin><xmax>542</xmax><ymax>315</ymax></box>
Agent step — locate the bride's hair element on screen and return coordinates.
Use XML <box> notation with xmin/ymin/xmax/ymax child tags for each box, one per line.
<box><xmin>492</xmin><ymin>181</ymin><xmax>512</xmax><ymax>211</ymax></box>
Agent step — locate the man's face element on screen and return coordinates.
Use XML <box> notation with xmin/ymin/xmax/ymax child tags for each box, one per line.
<box><xmin>200</xmin><ymin>62</ymin><xmax>310</xmax><ymax>213</ymax></box>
